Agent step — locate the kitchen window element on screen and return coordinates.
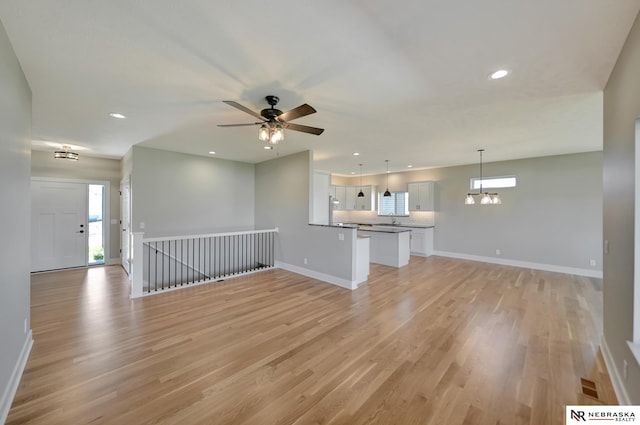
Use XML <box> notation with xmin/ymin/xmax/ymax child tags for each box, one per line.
<box><xmin>470</xmin><ymin>175</ymin><xmax>516</xmax><ymax>190</ymax></box>
<box><xmin>378</xmin><ymin>192</ymin><xmax>409</xmax><ymax>216</ymax></box>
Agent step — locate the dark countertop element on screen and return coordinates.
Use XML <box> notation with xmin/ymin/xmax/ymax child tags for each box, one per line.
<box><xmin>345</xmin><ymin>222</ymin><xmax>434</xmax><ymax>229</ymax></box>
<box><xmin>308</xmin><ymin>223</ymin><xmax>358</xmax><ymax>229</ymax></box>
<box><xmin>308</xmin><ymin>223</ymin><xmax>433</xmax><ymax>232</ymax></box>
<box><xmin>356</xmin><ymin>225</ymin><xmax>412</xmax><ymax>234</ymax></box>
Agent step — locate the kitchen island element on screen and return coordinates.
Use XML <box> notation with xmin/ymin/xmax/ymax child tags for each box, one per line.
<box><xmin>356</xmin><ymin>225</ymin><xmax>411</xmax><ymax>267</ymax></box>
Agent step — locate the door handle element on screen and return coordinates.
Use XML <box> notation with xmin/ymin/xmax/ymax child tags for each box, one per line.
<box><xmin>77</xmin><ymin>230</ymin><xmax>84</xmax><ymax>233</ymax></box>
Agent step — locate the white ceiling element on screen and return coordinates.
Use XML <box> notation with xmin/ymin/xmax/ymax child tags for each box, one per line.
<box><xmin>1</xmin><ymin>1</ymin><xmax>638</xmax><ymax>175</ymax></box>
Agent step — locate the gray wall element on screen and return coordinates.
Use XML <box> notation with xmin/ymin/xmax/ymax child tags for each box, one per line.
<box><xmin>335</xmin><ymin>152</ymin><xmax>602</xmax><ymax>274</ymax></box>
<box><xmin>255</xmin><ymin>151</ymin><xmax>356</xmax><ymax>284</ymax></box>
<box><xmin>130</xmin><ymin>146</ymin><xmax>255</xmax><ymax>237</ymax></box>
<box><xmin>603</xmin><ymin>11</ymin><xmax>640</xmax><ymax>403</ymax></box>
<box><xmin>31</xmin><ymin>150</ymin><xmax>122</xmax><ymax>260</ymax></box>
<box><xmin>0</xmin><ymin>17</ymin><xmax>32</xmax><ymax>420</ymax></box>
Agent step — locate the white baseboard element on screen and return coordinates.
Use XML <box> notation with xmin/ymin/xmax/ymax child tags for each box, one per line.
<box><xmin>0</xmin><ymin>330</ymin><xmax>33</xmax><ymax>424</ymax></box>
<box><xmin>432</xmin><ymin>251</ymin><xmax>603</xmax><ymax>278</ymax></box>
<box><xmin>106</xmin><ymin>257</ymin><xmax>121</xmax><ymax>266</ymax></box>
<box><xmin>601</xmin><ymin>335</ymin><xmax>631</xmax><ymax>405</ymax></box>
<box><xmin>275</xmin><ymin>261</ymin><xmax>358</xmax><ymax>290</ymax></box>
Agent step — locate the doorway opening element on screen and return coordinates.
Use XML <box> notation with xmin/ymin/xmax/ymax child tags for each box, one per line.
<box><xmin>88</xmin><ymin>184</ymin><xmax>105</xmax><ymax>265</ymax></box>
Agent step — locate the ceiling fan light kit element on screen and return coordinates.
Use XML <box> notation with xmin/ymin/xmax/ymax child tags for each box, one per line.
<box><xmin>219</xmin><ymin>95</ymin><xmax>324</xmax><ymax>146</ymax></box>
<box><xmin>465</xmin><ymin>149</ymin><xmax>501</xmax><ymax>205</ymax></box>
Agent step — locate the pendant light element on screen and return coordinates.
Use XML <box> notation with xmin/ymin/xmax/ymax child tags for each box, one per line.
<box><xmin>357</xmin><ymin>163</ymin><xmax>365</xmax><ymax>197</ymax></box>
<box><xmin>383</xmin><ymin>160</ymin><xmax>391</xmax><ymax>197</ymax></box>
<box><xmin>464</xmin><ymin>149</ymin><xmax>501</xmax><ymax>205</ymax></box>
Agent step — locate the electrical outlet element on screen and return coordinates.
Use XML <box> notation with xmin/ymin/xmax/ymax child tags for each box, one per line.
<box><xmin>303</xmin><ymin>258</ymin><xmax>308</xmax><ymax>265</ymax></box>
<box><xmin>589</xmin><ymin>259</ymin><xmax>596</xmax><ymax>267</ymax></box>
<box><xmin>495</xmin><ymin>249</ymin><xmax>501</xmax><ymax>255</ymax></box>
<box><xmin>23</xmin><ymin>318</ymin><xmax>27</xmax><ymax>333</ymax></box>
<box><xmin>623</xmin><ymin>360</ymin><xmax>629</xmax><ymax>380</ymax></box>
<box><xmin>140</xmin><ymin>222</ymin><xmax>145</xmax><ymax>229</ymax></box>
<box><xmin>338</xmin><ymin>233</ymin><xmax>344</xmax><ymax>241</ymax></box>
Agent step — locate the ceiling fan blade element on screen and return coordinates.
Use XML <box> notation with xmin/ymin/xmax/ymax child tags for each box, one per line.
<box><xmin>222</xmin><ymin>101</ymin><xmax>265</xmax><ymax>120</ymax></box>
<box><xmin>217</xmin><ymin>122</ymin><xmax>262</xmax><ymax>127</ymax></box>
<box><xmin>283</xmin><ymin>122</ymin><xmax>324</xmax><ymax>135</ymax></box>
<box><xmin>277</xmin><ymin>104</ymin><xmax>316</xmax><ymax>122</ymax></box>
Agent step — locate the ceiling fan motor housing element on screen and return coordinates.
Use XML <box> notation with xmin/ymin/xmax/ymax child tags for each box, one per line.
<box><xmin>261</xmin><ymin>95</ymin><xmax>282</xmax><ymax>120</ymax></box>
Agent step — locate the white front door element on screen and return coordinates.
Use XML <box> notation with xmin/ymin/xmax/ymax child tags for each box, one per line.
<box><xmin>31</xmin><ymin>181</ymin><xmax>87</xmax><ymax>272</ymax></box>
<box><xmin>120</xmin><ymin>180</ymin><xmax>131</xmax><ymax>275</ymax></box>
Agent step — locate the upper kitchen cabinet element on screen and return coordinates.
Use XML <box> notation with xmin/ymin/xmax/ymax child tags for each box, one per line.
<box><xmin>344</xmin><ymin>186</ymin><xmax>358</xmax><ymax>210</ymax></box>
<box><xmin>331</xmin><ymin>185</ymin><xmax>376</xmax><ymax>211</ymax></box>
<box><xmin>407</xmin><ymin>181</ymin><xmax>434</xmax><ymax>211</ymax></box>
<box><xmin>332</xmin><ymin>185</ymin><xmax>347</xmax><ymax>210</ymax></box>
<box><xmin>355</xmin><ymin>186</ymin><xmax>376</xmax><ymax>211</ymax></box>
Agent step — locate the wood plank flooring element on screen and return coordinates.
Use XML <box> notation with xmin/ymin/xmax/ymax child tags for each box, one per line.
<box><xmin>7</xmin><ymin>256</ymin><xmax>616</xmax><ymax>425</ymax></box>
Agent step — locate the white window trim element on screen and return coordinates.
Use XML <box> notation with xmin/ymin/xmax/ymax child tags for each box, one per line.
<box><xmin>377</xmin><ymin>191</ymin><xmax>409</xmax><ymax>217</ymax></box>
<box><xmin>470</xmin><ymin>175</ymin><xmax>517</xmax><ymax>190</ymax></box>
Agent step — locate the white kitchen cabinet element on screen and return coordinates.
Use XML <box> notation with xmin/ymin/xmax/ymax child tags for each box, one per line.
<box><xmin>355</xmin><ymin>186</ymin><xmax>375</xmax><ymax>211</ymax></box>
<box><xmin>312</xmin><ymin>171</ymin><xmax>331</xmax><ymax>225</ymax></box>
<box><xmin>408</xmin><ymin>181</ymin><xmax>434</xmax><ymax>211</ymax></box>
<box><xmin>344</xmin><ymin>186</ymin><xmax>357</xmax><ymax>210</ymax></box>
<box><xmin>333</xmin><ymin>185</ymin><xmax>347</xmax><ymax>210</ymax></box>
<box><xmin>331</xmin><ymin>185</ymin><xmax>376</xmax><ymax>211</ymax></box>
<box><xmin>408</xmin><ymin>227</ymin><xmax>434</xmax><ymax>257</ymax></box>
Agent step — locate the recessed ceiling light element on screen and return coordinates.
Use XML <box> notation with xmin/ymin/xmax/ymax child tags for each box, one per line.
<box><xmin>351</xmin><ymin>171</ymin><xmax>356</xmax><ymax>175</ymax></box>
<box><xmin>407</xmin><ymin>165</ymin><xmax>413</xmax><ymax>168</ymax></box>
<box><xmin>208</xmin><ymin>151</ymin><xmax>216</xmax><ymax>155</ymax></box>
<box><xmin>264</xmin><ymin>146</ymin><xmax>273</xmax><ymax>150</ymax></box>
<box><xmin>352</xmin><ymin>152</ymin><xmax>360</xmax><ymax>156</ymax></box>
<box><xmin>489</xmin><ymin>69</ymin><xmax>510</xmax><ymax>80</ymax></box>
<box><xmin>109</xmin><ymin>112</ymin><xmax>127</xmax><ymax>119</ymax></box>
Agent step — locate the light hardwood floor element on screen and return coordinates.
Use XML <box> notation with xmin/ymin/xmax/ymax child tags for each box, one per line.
<box><xmin>8</xmin><ymin>256</ymin><xmax>616</xmax><ymax>425</ymax></box>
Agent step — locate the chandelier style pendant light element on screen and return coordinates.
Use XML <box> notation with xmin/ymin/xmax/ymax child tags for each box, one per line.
<box><xmin>357</xmin><ymin>163</ymin><xmax>365</xmax><ymax>197</ymax></box>
<box><xmin>383</xmin><ymin>160</ymin><xmax>391</xmax><ymax>197</ymax></box>
<box><xmin>54</xmin><ymin>145</ymin><xmax>79</xmax><ymax>161</ymax></box>
<box><xmin>464</xmin><ymin>149</ymin><xmax>501</xmax><ymax>205</ymax></box>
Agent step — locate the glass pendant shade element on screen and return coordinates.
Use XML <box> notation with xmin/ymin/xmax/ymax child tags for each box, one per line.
<box><xmin>259</xmin><ymin>124</ymin><xmax>269</xmax><ymax>142</ymax></box>
<box><xmin>465</xmin><ymin>194</ymin><xmax>475</xmax><ymax>205</ymax></box>
<box><xmin>270</xmin><ymin>123</ymin><xmax>284</xmax><ymax>144</ymax></box>
<box><xmin>480</xmin><ymin>193</ymin><xmax>492</xmax><ymax>204</ymax></box>
<box><xmin>384</xmin><ymin>189</ymin><xmax>391</xmax><ymax>197</ymax></box>
<box><xmin>491</xmin><ymin>194</ymin><xmax>502</xmax><ymax>204</ymax></box>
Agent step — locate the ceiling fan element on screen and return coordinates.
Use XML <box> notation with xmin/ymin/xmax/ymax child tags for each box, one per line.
<box><xmin>218</xmin><ymin>95</ymin><xmax>324</xmax><ymax>144</ymax></box>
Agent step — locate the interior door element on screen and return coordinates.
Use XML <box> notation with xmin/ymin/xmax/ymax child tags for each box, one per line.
<box><xmin>31</xmin><ymin>181</ymin><xmax>87</xmax><ymax>272</ymax></box>
<box><xmin>120</xmin><ymin>180</ymin><xmax>131</xmax><ymax>275</ymax></box>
